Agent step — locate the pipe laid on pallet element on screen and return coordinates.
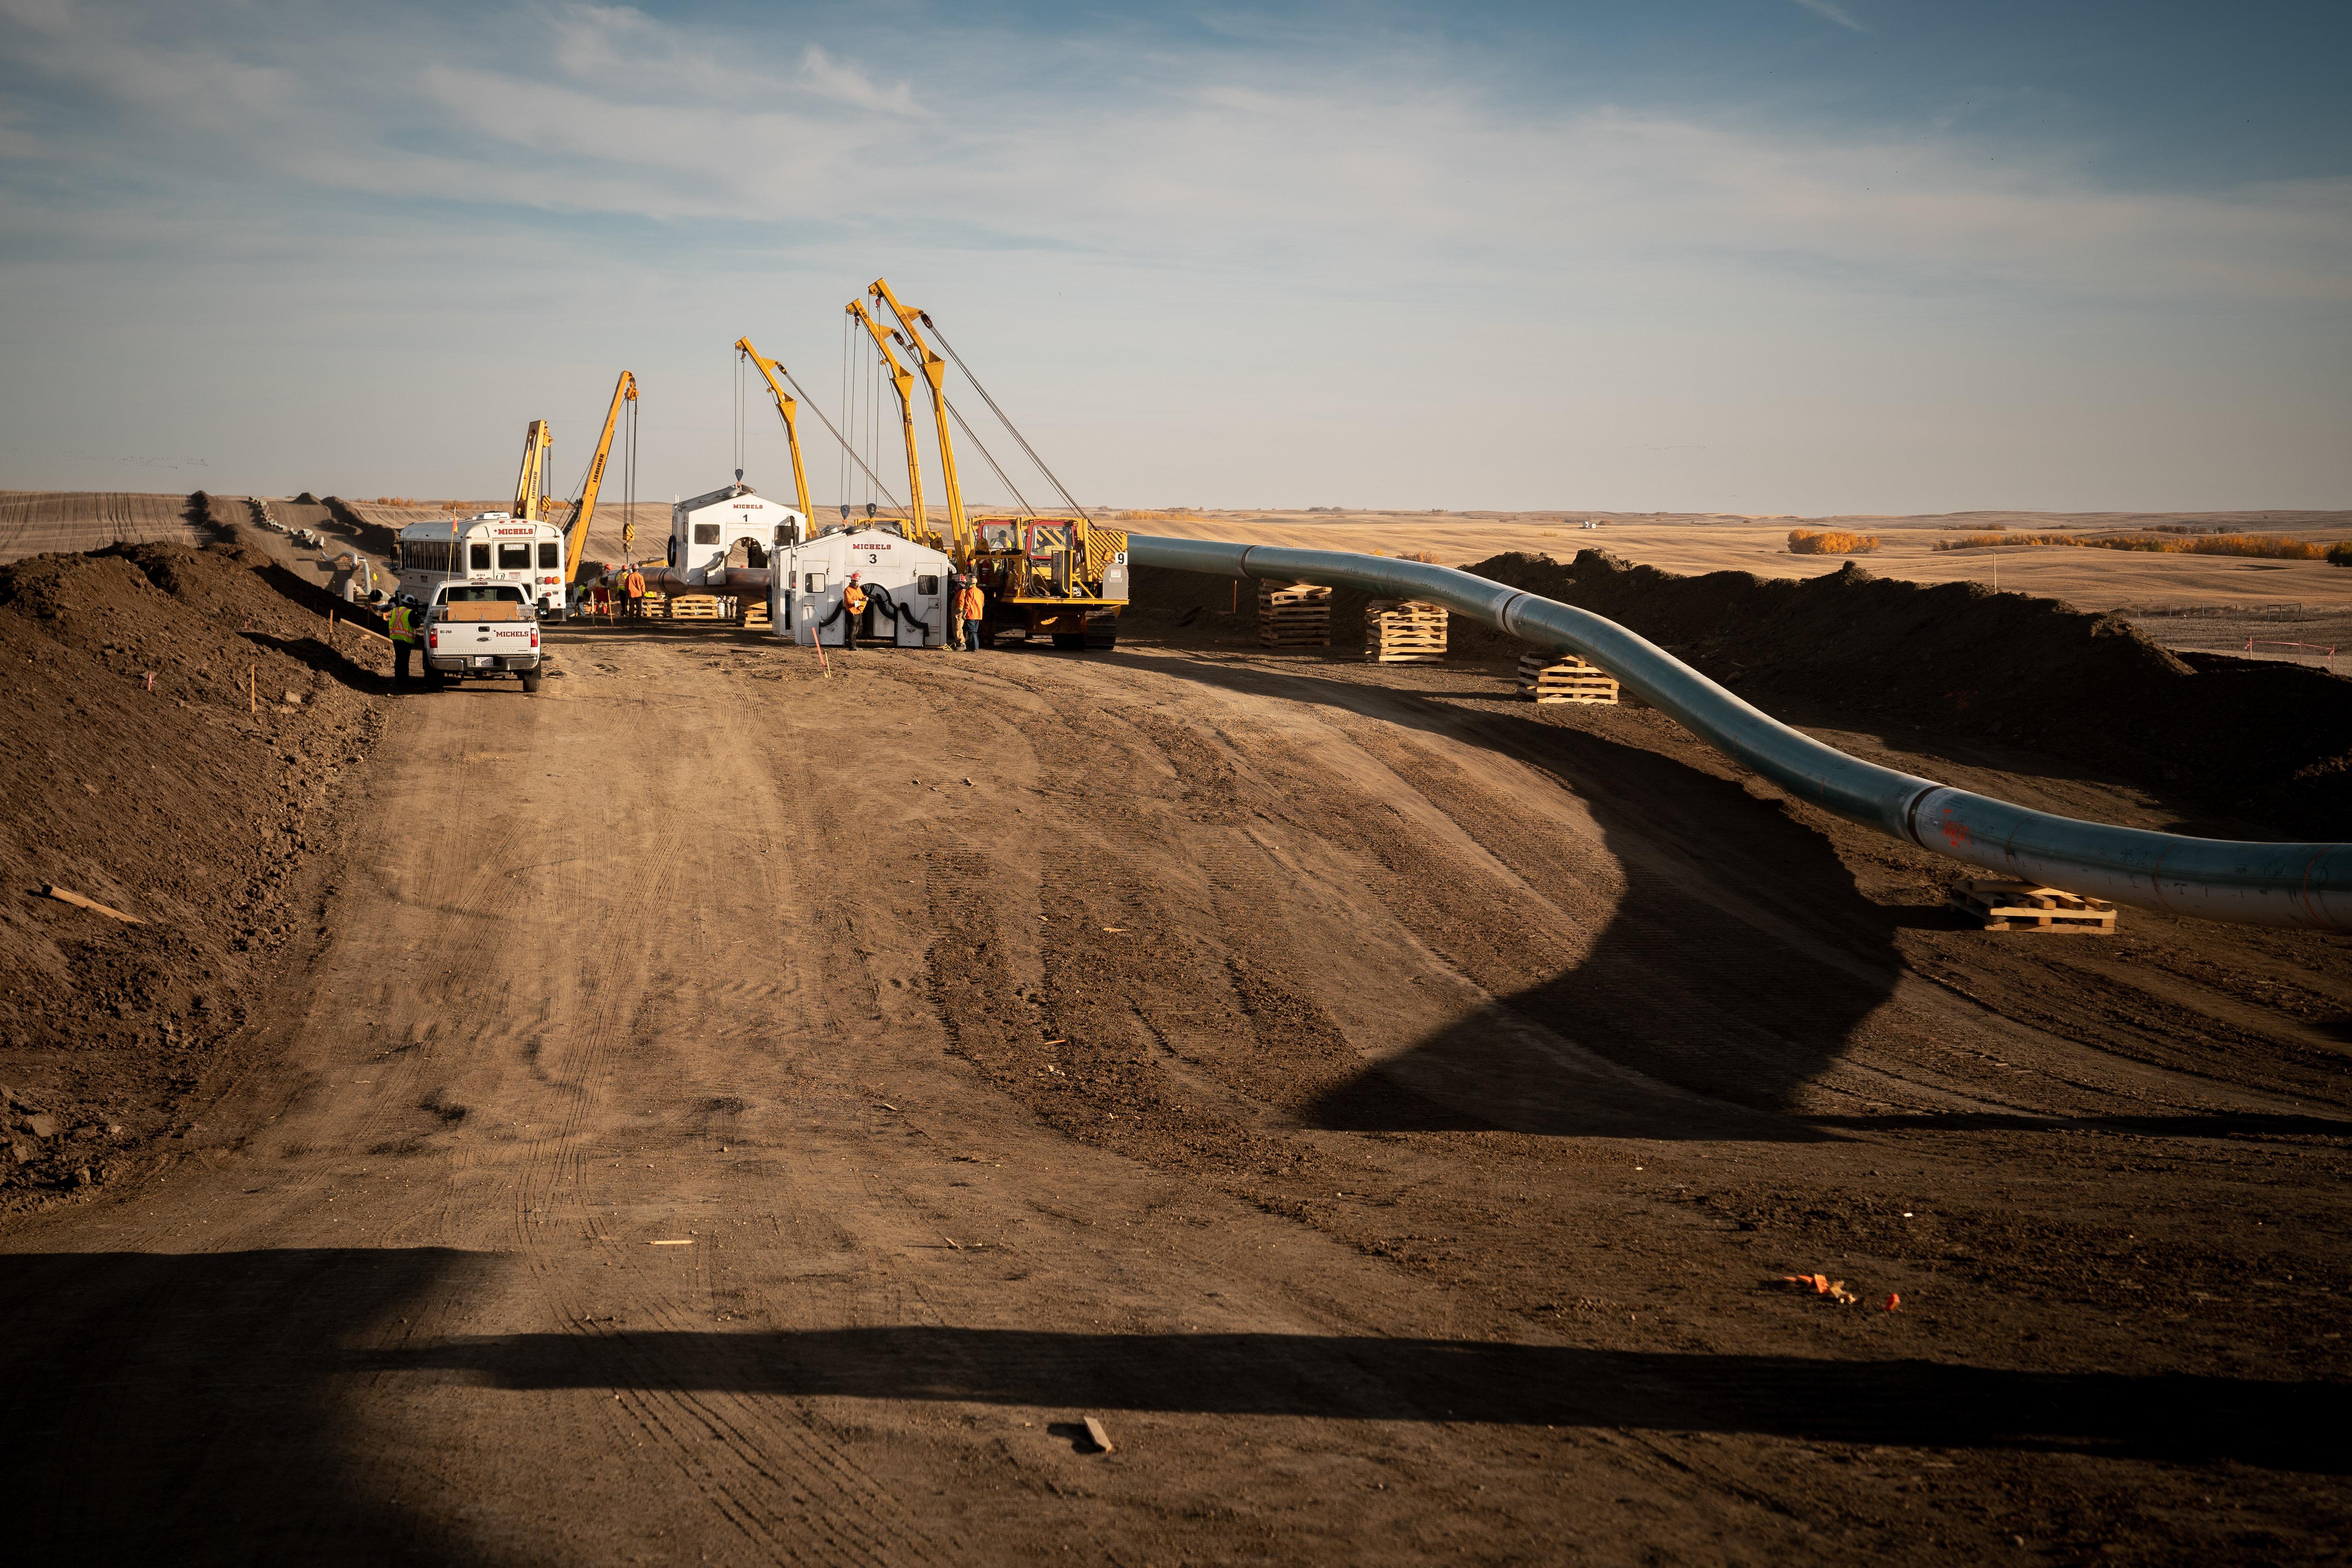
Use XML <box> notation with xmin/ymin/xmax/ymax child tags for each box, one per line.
<box><xmin>630</xmin><ymin>566</ymin><xmax>771</xmax><ymax>597</ymax></box>
<box><xmin>1128</xmin><ymin>536</ymin><xmax>2352</xmax><ymax>930</ymax></box>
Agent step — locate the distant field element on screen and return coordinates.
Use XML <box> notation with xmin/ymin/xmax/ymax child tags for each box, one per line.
<box><xmin>1169</xmin><ymin>509</ymin><xmax>2352</xmax><ymax>670</ymax></box>
<box><xmin>9</xmin><ymin>491</ymin><xmax>2345</xmax><ymax>667</ymax></box>
<box><xmin>1171</xmin><ymin>508</ymin><xmax>2352</xmax><ymax>610</ymax></box>
<box><xmin>0</xmin><ymin>491</ymin><xmax>211</xmax><ymax>562</ymax></box>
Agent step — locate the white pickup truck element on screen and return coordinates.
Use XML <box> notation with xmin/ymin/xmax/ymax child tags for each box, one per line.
<box><xmin>424</xmin><ymin>583</ymin><xmax>544</xmax><ymax>693</ymax></box>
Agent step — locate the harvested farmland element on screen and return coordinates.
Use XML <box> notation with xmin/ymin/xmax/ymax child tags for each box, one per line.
<box><xmin>1935</xmin><ymin>531</ymin><xmax>2327</xmax><ymax>558</ymax></box>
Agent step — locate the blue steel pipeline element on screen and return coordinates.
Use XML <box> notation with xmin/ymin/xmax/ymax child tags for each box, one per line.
<box><xmin>1127</xmin><ymin>535</ymin><xmax>2351</xmax><ymax>929</ymax></box>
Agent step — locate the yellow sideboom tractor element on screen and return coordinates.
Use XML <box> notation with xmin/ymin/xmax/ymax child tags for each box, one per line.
<box><xmin>851</xmin><ymin>277</ymin><xmax>1130</xmax><ymax>651</ymax></box>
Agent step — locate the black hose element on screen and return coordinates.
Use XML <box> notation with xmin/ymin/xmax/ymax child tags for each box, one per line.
<box><xmin>815</xmin><ymin>584</ymin><xmax>931</xmax><ymax>641</ymax></box>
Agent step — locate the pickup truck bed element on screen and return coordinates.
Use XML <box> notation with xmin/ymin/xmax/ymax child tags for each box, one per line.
<box><xmin>425</xmin><ymin>587</ymin><xmax>543</xmax><ymax>692</ymax></box>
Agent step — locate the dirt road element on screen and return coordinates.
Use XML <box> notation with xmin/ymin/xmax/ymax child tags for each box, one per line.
<box><xmin>6</xmin><ymin>624</ymin><xmax>2349</xmax><ymax>1564</ymax></box>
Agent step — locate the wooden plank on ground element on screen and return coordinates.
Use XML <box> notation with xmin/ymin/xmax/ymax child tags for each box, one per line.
<box><xmin>41</xmin><ymin>884</ymin><xmax>144</xmax><ymax>924</ymax></box>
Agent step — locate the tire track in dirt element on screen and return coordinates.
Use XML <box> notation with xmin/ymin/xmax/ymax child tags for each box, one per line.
<box><xmin>498</xmin><ymin>662</ymin><xmax>959</xmax><ymax>1568</ymax></box>
<box><xmin>13</xmin><ymin>629</ymin><xmax>2352</xmax><ymax>1567</ymax></box>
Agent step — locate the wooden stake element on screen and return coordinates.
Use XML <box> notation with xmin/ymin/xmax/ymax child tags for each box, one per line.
<box><xmin>42</xmin><ymin>883</ymin><xmax>144</xmax><ymax>924</ymax></box>
<box><xmin>248</xmin><ymin>663</ymin><xmax>255</xmax><ymax>714</ymax></box>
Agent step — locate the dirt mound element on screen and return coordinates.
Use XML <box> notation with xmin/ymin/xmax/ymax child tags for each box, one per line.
<box><xmin>1459</xmin><ymin>549</ymin><xmax>2352</xmax><ymax>838</ymax></box>
<box><xmin>1125</xmin><ymin>562</ymin><xmax>1384</xmax><ymax>649</ymax></box>
<box><xmin>0</xmin><ymin>540</ymin><xmax>391</xmax><ymax>1211</ymax></box>
<box><xmin>1130</xmin><ymin>552</ymin><xmax>2352</xmax><ymax>838</ymax></box>
<box><xmin>321</xmin><ymin>496</ymin><xmax>401</xmax><ymax>558</ymax></box>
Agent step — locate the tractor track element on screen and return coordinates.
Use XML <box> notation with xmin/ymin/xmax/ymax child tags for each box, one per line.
<box><xmin>3</xmin><ymin>627</ymin><xmax>2349</xmax><ymax>1564</ymax></box>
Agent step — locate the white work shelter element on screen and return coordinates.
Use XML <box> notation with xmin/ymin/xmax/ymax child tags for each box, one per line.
<box><xmin>665</xmin><ymin>483</ymin><xmax>804</xmax><ymax>585</ymax></box>
<box><xmin>771</xmin><ymin>526</ymin><xmax>952</xmax><ymax>648</ymax></box>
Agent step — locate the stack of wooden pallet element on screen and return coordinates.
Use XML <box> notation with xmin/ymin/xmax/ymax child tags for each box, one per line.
<box><xmin>1948</xmin><ymin>879</ymin><xmax>2117</xmax><ymax>934</ymax></box>
<box><xmin>1516</xmin><ymin>651</ymin><xmax>1619</xmax><ymax>705</ymax></box>
<box><xmin>737</xmin><ymin>597</ymin><xmax>771</xmax><ymax>629</ymax></box>
<box><xmin>1258</xmin><ymin>583</ymin><xmax>1331</xmax><ymax>649</ymax></box>
<box><xmin>667</xmin><ymin>594</ymin><xmax>725</xmax><ymax>621</ymax></box>
<box><xmin>1365</xmin><ymin>600</ymin><xmax>1448</xmax><ymax>664</ymax></box>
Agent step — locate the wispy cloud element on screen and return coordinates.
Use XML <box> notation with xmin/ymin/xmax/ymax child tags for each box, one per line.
<box><xmin>6</xmin><ymin>0</ymin><xmax>2338</xmax><ymax>303</ymax></box>
<box><xmin>800</xmin><ymin>44</ymin><xmax>924</xmax><ymax>116</ymax></box>
<box><xmin>1788</xmin><ymin>0</ymin><xmax>1866</xmax><ymax>32</ymax></box>
<box><xmin>0</xmin><ymin>0</ymin><xmax>2343</xmax><ymax>510</ymax></box>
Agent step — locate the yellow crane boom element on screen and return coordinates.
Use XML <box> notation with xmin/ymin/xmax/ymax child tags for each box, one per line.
<box><xmin>868</xmin><ymin>277</ymin><xmax>969</xmax><ymax>564</ymax></box>
<box><xmin>561</xmin><ymin>370</ymin><xmax>638</xmax><ymax>582</ymax></box>
<box><xmin>846</xmin><ymin>298</ymin><xmax>931</xmax><ymax>545</ymax></box>
<box><xmin>733</xmin><ymin>337</ymin><xmax>814</xmax><ymax>521</ymax></box>
<box><xmin>512</xmin><ymin>419</ymin><xmax>553</xmax><ymax>522</ymax></box>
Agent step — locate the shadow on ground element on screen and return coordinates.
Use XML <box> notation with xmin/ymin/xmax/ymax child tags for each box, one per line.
<box><xmin>375</xmin><ymin>1323</ymin><xmax>2349</xmax><ymax>1473</ymax></box>
<box><xmin>0</xmin><ymin>1247</ymin><xmax>492</xmax><ymax>1567</ymax></box>
<box><xmin>1125</xmin><ymin>651</ymin><xmax>1910</xmax><ymax>1141</ymax></box>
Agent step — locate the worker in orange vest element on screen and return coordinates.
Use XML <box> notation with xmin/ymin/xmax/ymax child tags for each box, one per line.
<box><xmin>954</xmin><ymin>575</ymin><xmax>985</xmax><ymax>652</ymax></box>
<box><xmin>839</xmin><ymin>573</ymin><xmax>868</xmax><ymax>648</ymax></box>
<box><xmin>623</xmin><ymin>563</ymin><xmax>648</xmax><ymax>618</ymax></box>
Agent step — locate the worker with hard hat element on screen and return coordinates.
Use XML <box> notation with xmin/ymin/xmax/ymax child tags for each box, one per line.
<box><xmin>386</xmin><ymin>594</ymin><xmax>420</xmax><ymax>683</ymax></box>
<box><xmin>623</xmin><ymin>562</ymin><xmax>648</xmax><ymax>618</ymax></box>
<box><xmin>840</xmin><ymin>572</ymin><xmax>867</xmax><ymax>648</ymax></box>
<box><xmin>954</xmin><ymin>574</ymin><xmax>985</xmax><ymax>652</ymax></box>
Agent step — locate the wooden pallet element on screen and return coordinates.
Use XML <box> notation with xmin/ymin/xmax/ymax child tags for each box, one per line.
<box><xmin>667</xmin><ymin>594</ymin><xmax>726</xmax><ymax>621</ymax></box>
<box><xmin>738</xmin><ymin>598</ymin><xmax>770</xmax><ymax>629</ymax></box>
<box><xmin>1259</xmin><ymin>583</ymin><xmax>1331</xmax><ymax>648</ymax></box>
<box><xmin>1517</xmin><ymin>651</ymin><xmax>1619</xmax><ymax>705</ymax></box>
<box><xmin>1366</xmin><ymin>599</ymin><xmax>1448</xmax><ymax>663</ymax></box>
<box><xmin>1949</xmin><ymin>879</ymin><xmax>2117</xmax><ymax>934</ymax></box>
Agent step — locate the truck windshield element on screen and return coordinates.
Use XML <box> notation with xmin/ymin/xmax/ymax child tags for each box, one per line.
<box><xmin>444</xmin><ymin>585</ymin><xmax>526</xmax><ymax>603</ymax></box>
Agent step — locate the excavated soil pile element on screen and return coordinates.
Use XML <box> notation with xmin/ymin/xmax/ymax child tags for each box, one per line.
<box><xmin>1459</xmin><ymin>549</ymin><xmax>2352</xmax><ymax>839</ymax></box>
<box><xmin>1130</xmin><ymin>553</ymin><xmax>2352</xmax><ymax>838</ymax></box>
<box><xmin>322</xmin><ymin>496</ymin><xmax>400</xmax><ymax>558</ymax></box>
<box><xmin>0</xmin><ymin>540</ymin><xmax>390</xmax><ymax>1210</ymax></box>
<box><xmin>1125</xmin><ymin>562</ymin><xmax>1383</xmax><ymax>648</ymax></box>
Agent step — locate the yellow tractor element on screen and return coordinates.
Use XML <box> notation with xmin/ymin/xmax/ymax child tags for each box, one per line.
<box><xmin>856</xmin><ymin>277</ymin><xmax>1129</xmax><ymax>650</ymax></box>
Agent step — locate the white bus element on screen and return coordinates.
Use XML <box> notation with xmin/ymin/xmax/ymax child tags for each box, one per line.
<box><xmin>394</xmin><ymin>512</ymin><xmax>569</xmax><ymax>619</ymax></box>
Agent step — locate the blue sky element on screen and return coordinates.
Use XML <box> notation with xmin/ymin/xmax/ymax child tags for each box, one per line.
<box><xmin>0</xmin><ymin>0</ymin><xmax>2345</xmax><ymax>513</ymax></box>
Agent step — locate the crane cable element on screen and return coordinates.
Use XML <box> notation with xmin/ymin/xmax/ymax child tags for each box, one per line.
<box><xmin>754</xmin><ymin>338</ymin><xmax>905</xmax><ymax>516</ymax></box>
<box><xmin>783</xmin><ymin>351</ymin><xmax>904</xmax><ymax>515</ymax></box>
<box><xmin>881</xmin><ymin>323</ymin><xmax>1035</xmax><ymax>514</ymax></box>
<box><xmin>837</xmin><ymin>313</ymin><xmax>850</xmax><ymax>515</ymax></box>
<box><xmin>622</xmin><ymin>389</ymin><xmax>638</xmax><ymax>554</ymax></box>
<box><xmin>919</xmin><ymin>314</ymin><xmax>1091</xmax><ymax>524</ymax></box>
<box><xmin>943</xmin><ymin>393</ymin><xmax>1037</xmax><ymax>516</ymax></box>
